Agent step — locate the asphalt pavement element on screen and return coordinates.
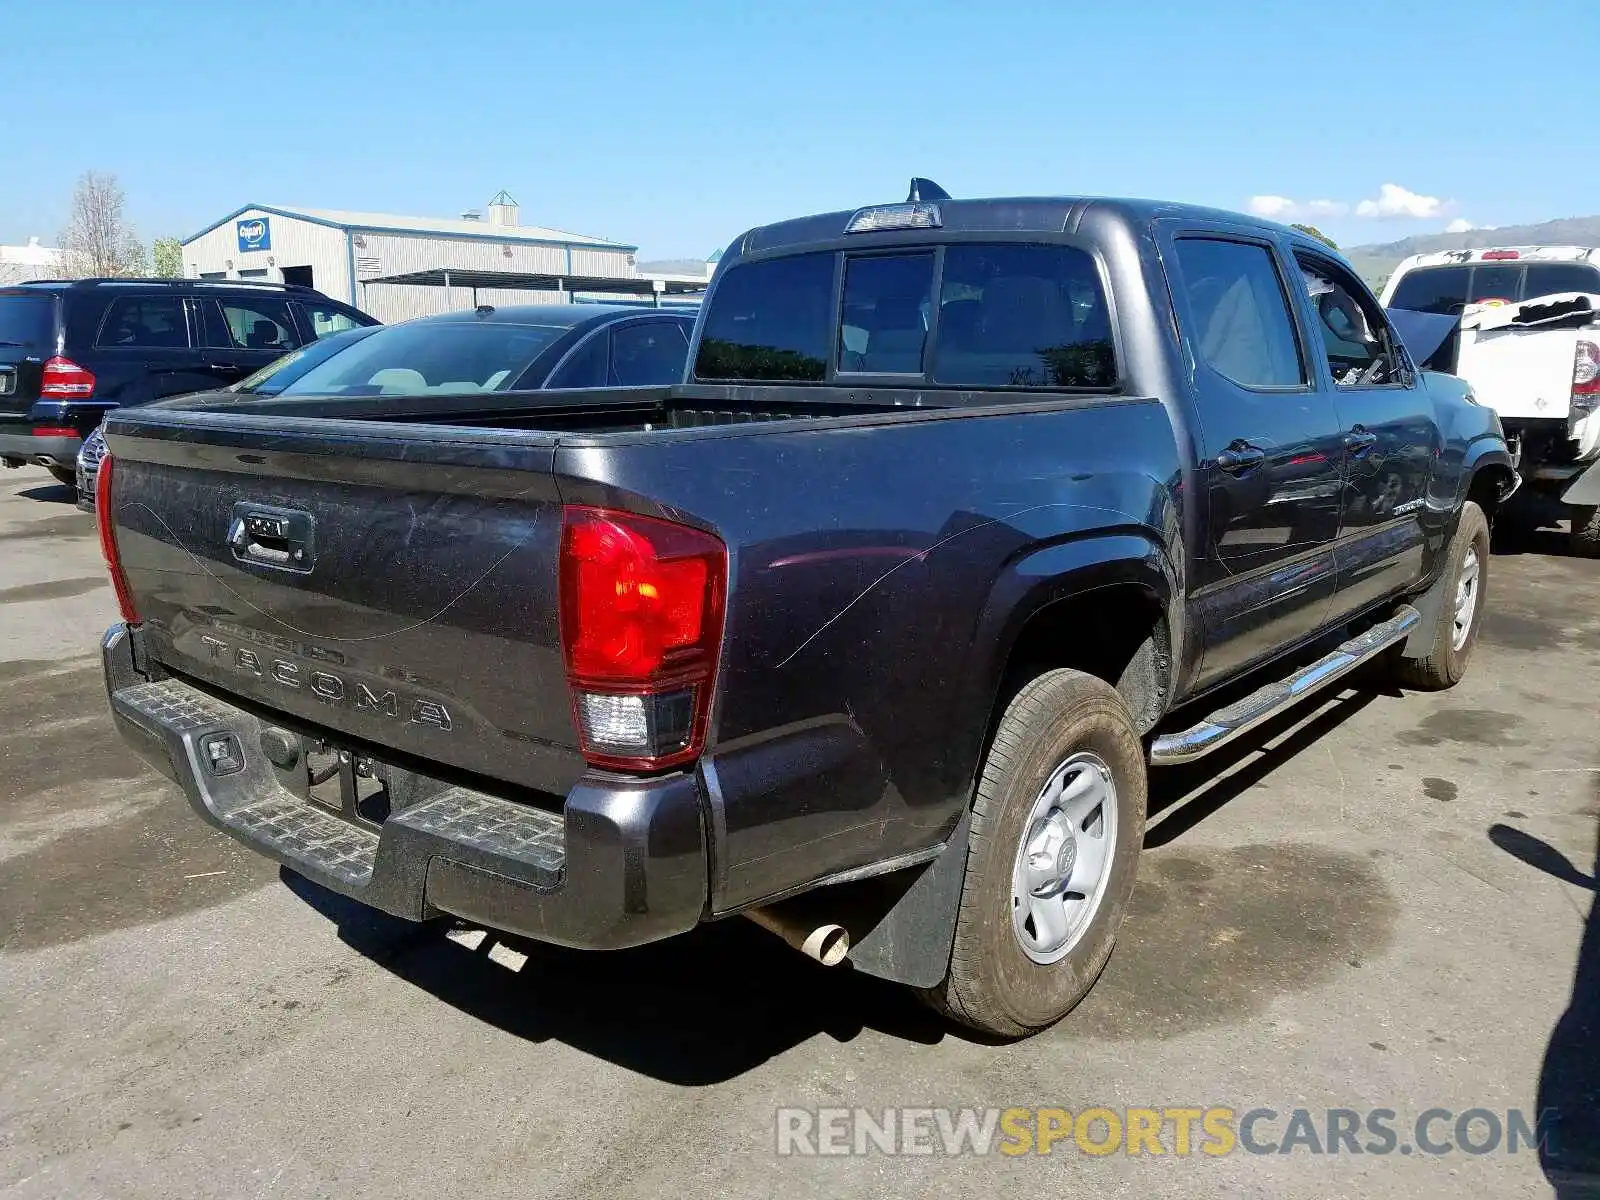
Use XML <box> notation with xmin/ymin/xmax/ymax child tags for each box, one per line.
<box><xmin>2</xmin><ymin>467</ymin><xmax>1597</xmax><ymax>1199</ymax></box>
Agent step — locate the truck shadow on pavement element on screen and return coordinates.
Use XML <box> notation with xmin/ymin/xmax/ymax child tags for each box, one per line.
<box><xmin>284</xmin><ymin>868</ymin><xmax>950</xmax><ymax>1085</ymax></box>
<box><xmin>282</xmin><ymin>682</ymin><xmax>1394</xmax><ymax>1083</ymax></box>
<box><xmin>1490</xmin><ymin>800</ymin><xmax>1600</xmax><ymax>1199</ymax></box>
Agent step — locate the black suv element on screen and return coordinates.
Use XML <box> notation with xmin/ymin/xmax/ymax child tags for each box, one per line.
<box><xmin>0</xmin><ymin>278</ymin><xmax>376</xmax><ymax>486</ymax></box>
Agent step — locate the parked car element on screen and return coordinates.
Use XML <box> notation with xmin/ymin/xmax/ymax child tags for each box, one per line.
<box><xmin>0</xmin><ymin>277</ymin><xmax>376</xmax><ymax>490</ymax></box>
<box><xmin>75</xmin><ymin>323</ymin><xmax>383</xmax><ymax>511</ymax></box>
<box><xmin>1381</xmin><ymin>247</ymin><xmax>1600</xmax><ymax>554</ymax></box>
<box><xmin>76</xmin><ymin>305</ymin><xmax>694</xmax><ymax>510</ymax></box>
<box><xmin>96</xmin><ymin>184</ymin><xmax>1515</xmax><ymax>1039</ymax></box>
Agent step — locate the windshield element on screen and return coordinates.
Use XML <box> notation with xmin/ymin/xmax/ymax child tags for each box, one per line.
<box><xmin>1391</xmin><ymin>261</ymin><xmax>1600</xmax><ymax>314</ymax></box>
<box><xmin>226</xmin><ymin>326</ymin><xmax>380</xmax><ymax>395</ymax></box>
<box><xmin>275</xmin><ymin>320</ymin><xmax>565</xmax><ymax>397</ymax></box>
<box><xmin>0</xmin><ymin>293</ymin><xmax>56</xmax><ymax>348</ymax></box>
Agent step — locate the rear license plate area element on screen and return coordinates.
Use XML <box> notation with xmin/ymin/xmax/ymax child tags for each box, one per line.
<box><xmin>267</xmin><ymin>731</ymin><xmax>392</xmax><ymax>829</ymax></box>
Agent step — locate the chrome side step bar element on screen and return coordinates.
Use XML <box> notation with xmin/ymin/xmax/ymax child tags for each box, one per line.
<box><xmin>1150</xmin><ymin>605</ymin><xmax>1420</xmax><ymax>766</ymax></box>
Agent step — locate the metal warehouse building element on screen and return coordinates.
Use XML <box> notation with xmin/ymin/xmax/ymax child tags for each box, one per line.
<box><xmin>180</xmin><ymin>192</ymin><xmax>691</xmax><ymax>323</ymax></box>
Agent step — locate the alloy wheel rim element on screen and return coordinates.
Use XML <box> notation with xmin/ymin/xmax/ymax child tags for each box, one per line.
<box><xmin>1010</xmin><ymin>751</ymin><xmax>1119</xmax><ymax>965</ymax></box>
<box><xmin>1452</xmin><ymin>546</ymin><xmax>1480</xmax><ymax>652</ymax></box>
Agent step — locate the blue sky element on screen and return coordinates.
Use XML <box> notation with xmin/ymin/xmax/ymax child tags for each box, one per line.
<box><xmin>3</xmin><ymin>0</ymin><xmax>1595</xmax><ymax>258</ymax></box>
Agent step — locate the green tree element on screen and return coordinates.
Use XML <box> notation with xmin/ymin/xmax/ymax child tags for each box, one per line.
<box><xmin>151</xmin><ymin>237</ymin><xmax>183</xmax><ymax>277</ymax></box>
<box><xmin>1290</xmin><ymin>223</ymin><xmax>1339</xmax><ymax>250</ymax></box>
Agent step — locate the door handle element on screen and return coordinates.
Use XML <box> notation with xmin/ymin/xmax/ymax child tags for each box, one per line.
<box><xmin>1344</xmin><ymin>427</ymin><xmax>1378</xmax><ymax>452</ymax></box>
<box><xmin>1215</xmin><ymin>443</ymin><xmax>1266</xmax><ymax>473</ymax></box>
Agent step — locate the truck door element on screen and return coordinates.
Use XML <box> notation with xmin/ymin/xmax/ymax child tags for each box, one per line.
<box><xmin>1292</xmin><ymin>251</ymin><xmax>1437</xmax><ymax>619</ymax></box>
<box><xmin>1164</xmin><ymin>231</ymin><xmax>1346</xmax><ymax>688</ymax></box>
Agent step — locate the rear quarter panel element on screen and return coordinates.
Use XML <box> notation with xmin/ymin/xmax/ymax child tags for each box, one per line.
<box><xmin>557</xmin><ymin>398</ymin><xmax>1182</xmax><ymax>911</ymax></box>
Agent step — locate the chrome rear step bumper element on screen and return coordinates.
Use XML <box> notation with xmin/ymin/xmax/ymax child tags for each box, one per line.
<box><xmin>1151</xmin><ymin>606</ymin><xmax>1420</xmax><ymax>766</ymax></box>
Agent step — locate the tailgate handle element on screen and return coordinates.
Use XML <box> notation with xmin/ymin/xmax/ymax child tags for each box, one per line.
<box><xmin>228</xmin><ymin>503</ymin><xmax>315</xmax><ymax>572</ymax></box>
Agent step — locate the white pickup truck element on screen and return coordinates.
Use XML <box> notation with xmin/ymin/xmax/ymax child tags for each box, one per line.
<box><xmin>1382</xmin><ymin>246</ymin><xmax>1600</xmax><ymax>555</ymax></box>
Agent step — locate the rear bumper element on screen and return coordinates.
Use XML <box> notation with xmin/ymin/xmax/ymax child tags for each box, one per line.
<box><xmin>0</xmin><ymin>428</ymin><xmax>82</xmax><ymax>467</ymax></box>
<box><xmin>103</xmin><ymin>625</ymin><xmax>709</xmax><ymax>949</ymax></box>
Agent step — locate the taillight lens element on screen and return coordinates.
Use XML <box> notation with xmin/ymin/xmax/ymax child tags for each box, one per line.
<box><xmin>95</xmin><ymin>453</ymin><xmax>139</xmax><ymax>625</ymax></box>
<box><xmin>1573</xmin><ymin>340</ymin><xmax>1600</xmax><ymax>414</ymax></box>
<box><xmin>559</xmin><ymin>506</ymin><xmax>725</xmax><ymax>770</ymax></box>
<box><xmin>40</xmin><ymin>355</ymin><xmax>95</xmax><ymax>399</ymax></box>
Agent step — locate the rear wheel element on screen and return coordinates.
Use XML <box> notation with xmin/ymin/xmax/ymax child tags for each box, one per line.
<box><xmin>1391</xmin><ymin>501</ymin><xmax>1489</xmax><ymax>690</ymax></box>
<box><xmin>923</xmin><ymin>669</ymin><xmax>1145</xmax><ymax>1039</ymax></box>
<box><xmin>1571</xmin><ymin>505</ymin><xmax>1600</xmax><ymax>558</ymax></box>
<box><xmin>47</xmin><ymin>465</ymin><xmax>76</xmax><ymax>489</ymax></box>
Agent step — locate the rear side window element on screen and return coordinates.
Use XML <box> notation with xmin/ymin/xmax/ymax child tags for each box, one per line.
<box><xmin>610</xmin><ymin>321</ymin><xmax>690</xmax><ymax>385</ymax></box>
<box><xmin>96</xmin><ymin>296</ymin><xmax>190</xmax><ymax>349</ymax></box>
<box><xmin>1172</xmin><ymin>239</ymin><xmax>1306</xmax><ymax>389</ymax></box>
<box><xmin>1389</xmin><ymin>265</ymin><xmax>1470</xmax><ymax>315</ymax></box>
<box><xmin>0</xmin><ymin>294</ymin><xmax>56</xmax><ymax>348</ymax></box>
<box><xmin>694</xmin><ymin>253</ymin><xmax>833</xmax><ymax>382</ymax></box>
<box><xmin>204</xmin><ymin>297</ymin><xmax>298</xmax><ymax>352</ymax></box>
<box><xmin>933</xmin><ymin>245</ymin><xmax>1115</xmax><ymax>388</ymax></box>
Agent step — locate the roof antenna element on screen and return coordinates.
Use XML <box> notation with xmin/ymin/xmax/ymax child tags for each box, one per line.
<box><xmin>907</xmin><ymin>178</ymin><xmax>950</xmax><ymax>203</ymax></box>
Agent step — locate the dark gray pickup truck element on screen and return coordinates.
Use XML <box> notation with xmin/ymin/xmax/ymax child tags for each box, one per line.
<box><xmin>97</xmin><ymin>184</ymin><xmax>1515</xmax><ymax>1038</ymax></box>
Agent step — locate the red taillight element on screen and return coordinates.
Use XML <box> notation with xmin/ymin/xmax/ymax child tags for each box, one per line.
<box><xmin>95</xmin><ymin>454</ymin><xmax>139</xmax><ymax>625</ymax></box>
<box><xmin>1574</xmin><ymin>341</ymin><xmax>1600</xmax><ymax>413</ymax></box>
<box><xmin>559</xmin><ymin>506</ymin><xmax>725</xmax><ymax>770</ymax></box>
<box><xmin>31</xmin><ymin>425</ymin><xmax>78</xmax><ymax>438</ymax></box>
<box><xmin>1481</xmin><ymin>249</ymin><xmax>1520</xmax><ymax>261</ymax></box>
<box><xmin>40</xmin><ymin>355</ymin><xmax>95</xmax><ymax>399</ymax></box>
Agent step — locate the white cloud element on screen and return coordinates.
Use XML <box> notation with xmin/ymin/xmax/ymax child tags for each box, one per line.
<box><xmin>1246</xmin><ymin>183</ymin><xmax>1458</xmax><ymax>224</ymax></box>
<box><xmin>1354</xmin><ymin>183</ymin><xmax>1449</xmax><ymax>220</ymax></box>
<box><xmin>1246</xmin><ymin>195</ymin><xmax>1349</xmax><ymax>221</ymax></box>
<box><xmin>1247</xmin><ymin>195</ymin><xmax>1297</xmax><ymax>219</ymax></box>
<box><xmin>1445</xmin><ymin>218</ymin><xmax>1477</xmax><ymax>233</ymax></box>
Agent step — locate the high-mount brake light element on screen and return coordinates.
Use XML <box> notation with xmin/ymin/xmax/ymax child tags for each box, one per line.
<box><xmin>844</xmin><ymin>203</ymin><xmax>943</xmax><ymax>234</ymax></box>
<box><xmin>559</xmin><ymin>506</ymin><xmax>726</xmax><ymax>771</ymax></box>
<box><xmin>1480</xmin><ymin>249</ymin><xmax>1521</xmax><ymax>261</ymax></box>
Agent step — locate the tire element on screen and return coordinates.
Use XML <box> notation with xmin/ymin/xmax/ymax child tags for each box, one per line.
<box><xmin>47</xmin><ymin>465</ymin><xmax>76</xmax><ymax>489</ymax></box>
<box><xmin>1571</xmin><ymin>505</ymin><xmax>1600</xmax><ymax>559</ymax></box>
<box><xmin>1391</xmin><ymin>501</ymin><xmax>1490</xmax><ymax>690</ymax></box>
<box><xmin>923</xmin><ymin>668</ymin><xmax>1146</xmax><ymax>1039</ymax></box>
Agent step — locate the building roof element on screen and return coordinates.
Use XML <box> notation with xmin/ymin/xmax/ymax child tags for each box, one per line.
<box><xmin>182</xmin><ymin>204</ymin><xmax>636</xmax><ymax>251</ymax></box>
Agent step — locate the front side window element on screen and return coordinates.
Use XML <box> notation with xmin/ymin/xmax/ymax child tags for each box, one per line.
<box><xmin>1298</xmin><ymin>255</ymin><xmax>1400</xmax><ymax>387</ymax></box>
<box><xmin>97</xmin><ymin>296</ymin><xmax>189</xmax><ymax>349</ymax></box>
<box><xmin>839</xmin><ymin>253</ymin><xmax>934</xmax><ymax>374</ymax></box>
<box><xmin>694</xmin><ymin>253</ymin><xmax>834</xmax><ymax>382</ymax></box>
<box><xmin>1173</xmin><ymin>239</ymin><xmax>1306</xmax><ymax>389</ymax></box>
<box><xmin>933</xmin><ymin>244</ymin><xmax>1114</xmax><ymax>388</ymax></box>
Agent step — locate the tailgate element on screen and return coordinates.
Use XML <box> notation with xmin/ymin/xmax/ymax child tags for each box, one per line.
<box><xmin>103</xmin><ymin>411</ymin><xmax>583</xmax><ymax>796</ymax></box>
<box><xmin>1456</xmin><ymin>321</ymin><xmax>1584</xmax><ymax>423</ymax></box>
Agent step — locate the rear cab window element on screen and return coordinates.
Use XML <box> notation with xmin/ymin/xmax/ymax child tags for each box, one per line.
<box><xmin>693</xmin><ymin>242</ymin><xmax>1116</xmax><ymax>390</ymax></box>
<box><xmin>1390</xmin><ymin>260</ymin><xmax>1600</xmax><ymax>314</ymax></box>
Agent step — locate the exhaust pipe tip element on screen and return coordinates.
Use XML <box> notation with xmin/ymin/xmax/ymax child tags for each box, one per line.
<box><xmin>744</xmin><ymin>907</ymin><xmax>851</xmax><ymax>966</ymax></box>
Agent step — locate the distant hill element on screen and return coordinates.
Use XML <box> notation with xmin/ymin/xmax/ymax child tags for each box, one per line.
<box><xmin>1347</xmin><ymin>215</ymin><xmax>1600</xmax><ymax>288</ymax></box>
